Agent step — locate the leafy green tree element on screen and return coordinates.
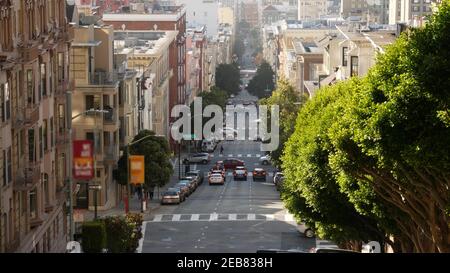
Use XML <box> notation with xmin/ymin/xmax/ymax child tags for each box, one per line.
<box><xmin>282</xmin><ymin>1</ymin><xmax>450</xmax><ymax>252</ymax></box>
<box><xmin>247</xmin><ymin>61</ymin><xmax>275</xmax><ymax>98</ymax></box>
<box><xmin>327</xmin><ymin>2</ymin><xmax>450</xmax><ymax>252</ymax></box>
<box><xmin>215</xmin><ymin>63</ymin><xmax>241</xmax><ymax>95</ymax></box>
<box><xmin>282</xmin><ymin>80</ymin><xmax>390</xmax><ymax>250</ymax></box>
<box><xmin>233</xmin><ymin>37</ymin><xmax>245</xmax><ymax>61</ymax></box>
<box><xmin>114</xmin><ymin>131</ymin><xmax>173</xmax><ymax>191</ymax></box>
<box><xmin>259</xmin><ymin>79</ymin><xmax>307</xmax><ymax>167</ymax></box>
<box><xmin>190</xmin><ymin>86</ymin><xmax>229</xmax><ymax>129</ymax></box>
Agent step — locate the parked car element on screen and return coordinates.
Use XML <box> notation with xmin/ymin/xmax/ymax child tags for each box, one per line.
<box><xmin>259</xmin><ymin>155</ymin><xmax>271</xmax><ymax>165</ymax></box>
<box><xmin>209</xmin><ymin>173</ymin><xmax>225</xmax><ymax>185</ymax></box>
<box><xmin>178</xmin><ymin>180</ymin><xmax>195</xmax><ymax>194</ymax></box>
<box><xmin>186</xmin><ymin>170</ymin><xmax>203</xmax><ymax>185</ymax></box>
<box><xmin>273</xmin><ymin>172</ymin><xmax>284</xmax><ymax>185</ymax></box>
<box><xmin>167</xmin><ymin>187</ymin><xmax>185</xmax><ymax>202</ymax></box>
<box><xmin>175</xmin><ymin>182</ymin><xmax>191</xmax><ymax>197</ymax></box>
<box><xmin>181</xmin><ymin>176</ymin><xmax>199</xmax><ymax>189</ymax></box>
<box><xmin>223</xmin><ymin>159</ymin><xmax>245</xmax><ymax>170</ymax></box>
<box><xmin>252</xmin><ymin>168</ymin><xmax>267</xmax><ymax>181</ymax></box>
<box><xmin>161</xmin><ymin>190</ymin><xmax>182</xmax><ymax>205</ymax></box>
<box><xmin>233</xmin><ymin>166</ymin><xmax>248</xmax><ymax>180</ymax></box>
<box><xmin>183</xmin><ymin>153</ymin><xmax>211</xmax><ymax>165</ymax></box>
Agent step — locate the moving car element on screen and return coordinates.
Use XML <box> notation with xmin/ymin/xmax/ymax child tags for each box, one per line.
<box><xmin>223</xmin><ymin>159</ymin><xmax>245</xmax><ymax>170</ymax></box>
<box><xmin>167</xmin><ymin>187</ymin><xmax>185</xmax><ymax>202</ymax></box>
<box><xmin>161</xmin><ymin>190</ymin><xmax>182</xmax><ymax>205</ymax></box>
<box><xmin>209</xmin><ymin>173</ymin><xmax>225</xmax><ymax>185</ymax></box>
<box><xmin>183</xmin><ymin>153</ymin><xmax>211</xmax><ymax>165</ymax></box>
<box><xmin>233</xmin><ymin>166</ymin><xmax>248</xmax><ymax>181</ymax></box>
<box><xmin>259</xmin><ymin>155</ymin><xmax>271</xmax><ymax>165</ymax></box>
<box><xmin>209</xmin><ymin>169</ymin><xmax>225</xmax><ymax>179</ymax></box>
<box><xmin>252</xmin><ymin>168</ymin><xmax>267</xmax><ymax>181</ymax></box>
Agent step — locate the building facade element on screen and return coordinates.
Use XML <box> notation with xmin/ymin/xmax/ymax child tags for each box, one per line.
<box><xmin>0</xmin><ymin>0</ymin><xmax>73</xmax><ymax>253</ymax></box>
<box><xmin>389</xmin><ymin>0</ymin><xmax>435</xmax><ymax>25</ymax></box>
<box><xmin>176</xmin><ymin>0</ymin><xmax>220</xmax><ymax>38</ymax></box>
<box><xmin>298</xmin><ymin>0</ymin><xmax>328</xmax><ymax>20</ymax></box>
<box><xmin>102</xmin><ymin>4</ymin><xmax>187</xmax><ymax>149</ymax></box>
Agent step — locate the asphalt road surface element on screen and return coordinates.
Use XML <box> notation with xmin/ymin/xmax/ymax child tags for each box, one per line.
<box><xmin>141</xmin><ymin>138</ymin><xmax>316</xmax><ymax>253</ymax></box>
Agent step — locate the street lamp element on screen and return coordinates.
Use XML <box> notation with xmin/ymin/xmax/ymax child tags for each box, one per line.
<box><xmin>67</xmin><ymin>90</ymin><xmax>109</xmax><ymax>240</ymax></box>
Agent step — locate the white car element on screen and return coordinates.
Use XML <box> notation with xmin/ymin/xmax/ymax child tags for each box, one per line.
<box><xmin>209</xmin><ymin>173</ymin><xmax>225</xmax><ymax>185</ymax></box>
<box><xmin>259</xmin><ymin>155</ymin><xmax>271</xmax><ymax>165</ymax></box>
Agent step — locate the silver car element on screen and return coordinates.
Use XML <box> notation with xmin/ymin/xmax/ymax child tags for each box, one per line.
<box><xmin>161</xmin><ymin>190</ymin><xmax>181</xmax><ymax>205</ymax></box>
<box><xmin>183</xmin><ymin>153</ymin><xmax>211</xmax><ymax>165</ymax></box>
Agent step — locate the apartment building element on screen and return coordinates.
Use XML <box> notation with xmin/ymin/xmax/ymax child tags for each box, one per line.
<box><xmin>298</xmin><ymin>0</ymin><xmax>328</xmax><ymax>20</ymax></box>
<box><xmin>240</xmin><ymin>0</ymin><xmax>260</xmax><ymax>27</ymax></box>
<box><xmin>306</xmin><ymin>23</ymin><xmax>397</xmax><ymax>96</ymax></box>
<box><xmin>70</xmin><ymin>18</ymin><xmax>121</xmax><ymax>213</ymax></box>
<box><xmin>114</xmin><ymin>30</ymin><xmax>178</xmax><ymax>138</ymax></box>
<box><xmin>277</xmin><ymin>21</ymin><xmax>333</xmax><ymax>88</ymax></box>
<box><xmin>262</xmin><ymin>0</ymin><xmax>298</xmax><ymax>24</ymax></box>
<box><xmin>186</xmin><ymin>27</ymin><xmax>208</xmax><ymax>104</ymax></box>
<box><xmin>340</xmin><ymin>0</ymin><xmax>390</xmax><ymax>24</ymax></box>
<box><xmin>389</xmin><ymin>0</ymin><xmax>435</xmax><ymax>25</ymax></box>
<box><xmin>0</xmin><ymin>0</ymin><xmax>73</xmax><ymax>253</ymax></box>
<box><xmin>176</xmin><ymin>0</ymin><xmax>220</xmax><ymax>38</ymax></box>
<box><xmin>102</xmin><ymin>4</ymin><xmax>187</xmax><ymax>149</ymax></box>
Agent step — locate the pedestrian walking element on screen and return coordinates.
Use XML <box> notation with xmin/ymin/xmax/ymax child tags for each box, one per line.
<box><xmin>220</xmin><ymin>145</ymin><xmax>224</xmax><ymax>155</ymax></box>
<box><xmin>149</xmin><ymin>190</ymin><xmax>154</xmax><ymax>200</ymax></box>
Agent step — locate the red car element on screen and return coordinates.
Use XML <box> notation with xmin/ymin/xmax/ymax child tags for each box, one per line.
<box><xmin>223</xmin><ymin>159</ymin><xmax>245</xmax><ymax>170</ymax></box>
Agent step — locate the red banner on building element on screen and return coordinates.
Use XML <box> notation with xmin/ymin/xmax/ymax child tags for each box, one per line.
<box><xmin>73</xmin><ymin>140</ymin><xmax>94</xmax><ymax>180</ymax></box>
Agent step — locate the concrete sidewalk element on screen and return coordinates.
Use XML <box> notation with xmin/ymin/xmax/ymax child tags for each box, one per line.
<box><xmin>82</xmin><ymin>195</ymin><xmax>162</xmax><ymax>222</ymax></box>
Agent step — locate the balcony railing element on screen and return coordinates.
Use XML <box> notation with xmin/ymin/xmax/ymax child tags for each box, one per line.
<box><xmin>89</xmin><ymin>72</ymin><xmax>120</xmax><ymax>86</ymax></box>
<box><xmin>20</xmin><ymin>42</ymin><xmax>40</xmax><ymax>62</ymax></box>
<box><xmin>14</xmin><ymin>163</ymin><xmax>41</xmax><ymax>191</ymax></box>
<box><xmin>25</xmin><ymin>105</ymin><xmax>40</xmax><ymax>126</ymax></box>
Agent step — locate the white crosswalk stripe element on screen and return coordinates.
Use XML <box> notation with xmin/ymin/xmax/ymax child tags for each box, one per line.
<box><xmin>237</xmin><ymin>154</ymin><xmax>242</xmax><ymax>157</ymax></box>
<box><xmin>228</xmin><ymin>154</ymin><xmax>233</xmax><ymax>157</ymax></box>
<box><xmin>247</xmin><ymin>154</ymin><xmax>252</xmax><ymax>157</ymax></box>
<box><xmin>149</xmin><ymin>214</ymin><xmax>296</xmax><ymax>223</ymax></box>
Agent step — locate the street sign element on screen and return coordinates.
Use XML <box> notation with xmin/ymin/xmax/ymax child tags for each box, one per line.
<box><xmin>129</xmin><ymin>155</ymin><xmax>145</xmax><ymax>185</ymax></box>
<box><xmin>73</xmin><ymin>140</ymin><xmax>94</xmax><ymax>180</ymax></box>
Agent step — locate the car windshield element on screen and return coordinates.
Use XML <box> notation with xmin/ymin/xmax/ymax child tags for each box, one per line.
<box><xmin>164</xmin><ymin>191</ymin><xmax>178</xmax><ymax>196</ymax></box>
<box><xmin>212</xmin><ymin>174</ymin><xmax>222</xmax><ymax>177</ymax></box>
<box><xmin>168</xmin><ymin>188</ymin><xmax>180</xmax><ymax>192</ymax></box>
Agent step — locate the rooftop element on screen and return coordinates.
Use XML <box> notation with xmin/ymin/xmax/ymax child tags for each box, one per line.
<box><xmin>114</xmin><ymin>30</ymin><xmax>178</xmax><ymax>56</ymax></box>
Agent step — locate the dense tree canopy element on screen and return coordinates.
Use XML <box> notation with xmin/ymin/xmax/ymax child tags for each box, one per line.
<box><xmin>114</xmin><ymin>130</ymin><xmax>173</xmax><ymax>190</ymax></box>
<box><xmin>215</xmin><ymin>63</ymin><xmax>241</xmax><ymax>96</ymax></box>
<box><xmin>247</xmin><ymin>61</ymin><xmax>275</xmax><ymax>98</ymax></box>
<box><xmin>282</xmin><ymin>1</ymin><xmax>450</xmax><ymax>252</ymax></box>
<box><xmin>259</xmin><ymin>79</ymin><xmax>307</xmax><ymax>167</ymax></box>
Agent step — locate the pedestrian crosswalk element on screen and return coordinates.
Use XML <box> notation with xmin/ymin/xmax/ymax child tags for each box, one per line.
<box><xmin>147</xmin><ymin>213</ymin><xmax>297</xmax><ymax>223</ymax></box>
<box><xmin>225</xmin><ymin>172</ymin><xmax>273</xmax><ymax>177</ymax></box>
<box><xmin>213</xmin><ymin>154</ymin><xmax>263</xmax><ymax>159</ymax></box>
